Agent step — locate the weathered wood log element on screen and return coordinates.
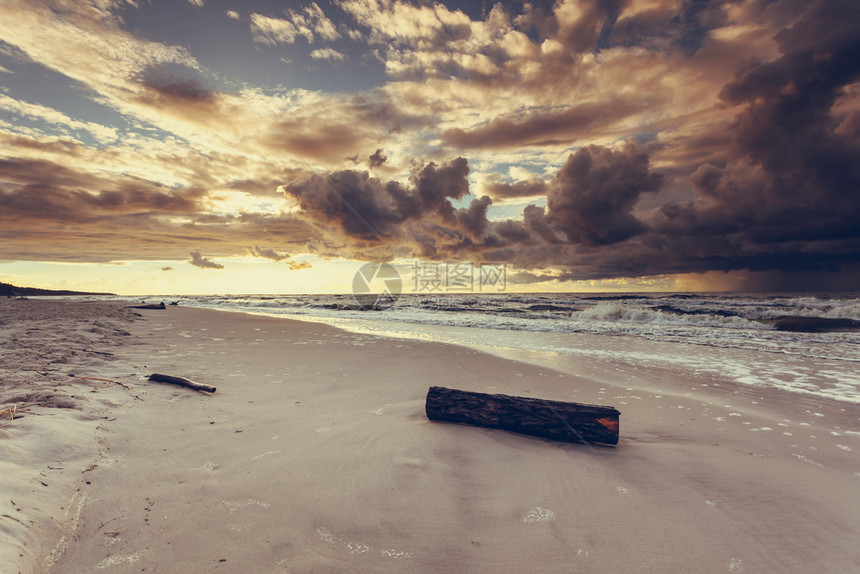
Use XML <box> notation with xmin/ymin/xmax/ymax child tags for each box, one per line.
<box><xmin>149</xmin><ymin>373</ymin><xmax>216</xmax><ymax>393</ymax></box>
<box><xmin>126</xmin><ymin>302</ymin><xmax>166</xmax><ymax>310</ymax></box>
<box><xmin>425</xmin><ymin>386</ymin><xmax>619</xmax><ymax>445</ymax></box>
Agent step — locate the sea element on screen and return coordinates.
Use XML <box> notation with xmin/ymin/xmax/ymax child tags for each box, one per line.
<box><xmin>111</xmin><ymin>292</ymin><xmax>860</xmax><ymax>405</ymax></box>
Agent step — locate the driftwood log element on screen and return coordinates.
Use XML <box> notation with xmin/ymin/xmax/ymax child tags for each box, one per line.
<box><xmin>126</xmin><ymin>302</ymin><xmax>166</xmax><ymax>310</ymax></box>
<box><xmin>149</xmin><ymin>373</ymin><xmax>216</xmax><ymax>393</ymax></box>
<box><xmin>425</xmin><ymin>386</ymin><xmax>619</xmax><ymax>445</ymax></box>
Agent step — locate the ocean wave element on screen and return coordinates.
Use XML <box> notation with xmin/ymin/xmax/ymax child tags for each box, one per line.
<box><xmin>785</xmin><ymin>298</ymin><xmax>860</xmax><ymax>321</ymax></box>
<box><xmin>526</xmin><ymin>304</ymin><xmax>580</xmax><ymax>312</ymax></box>
<box><xmin>569</xmin><ymin>303</ymin><xmax>768</xmax><ymax>330</ymax></box>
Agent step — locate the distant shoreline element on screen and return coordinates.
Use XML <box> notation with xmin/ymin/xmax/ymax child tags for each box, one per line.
<box><xmin>0</xmin><ymin>282</ymin><xmax>115</xmax><ymax>297</ymax></box>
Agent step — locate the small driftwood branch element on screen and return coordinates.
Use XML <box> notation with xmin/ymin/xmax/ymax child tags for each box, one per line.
<box><xmin>83</xmin><ymin>349</ymin><xmax>114</xmax><ymax>356</ymax></box>
<box><xmin>149</xmin><ymin>373</ymin><xmax>216</xmax><ymax>393</ymax></box>
<box><xmin>0</xmin><ymin>405</ymin><xmax>18</xmax><ymax>428</ymax></box>
<box><xmin>425</xmin><ymin>386</ymin><xmax>620</xmax><ymax>445</ymax></box>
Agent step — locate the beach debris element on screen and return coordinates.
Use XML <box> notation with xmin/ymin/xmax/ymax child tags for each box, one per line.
<box><xmin>149</xmin><ymin>373</ymin><xmax>216</xmax><ymax>393</ymax></box>
<box><xmin>425</xmin><ymin>386</ymin><xmax>620</xmax><ymax>445</ymax></box>
<box><xmin>83</xmin><ymin>349</ymin><xmax>114</xmax><ymax>356</ymax></box>
<box><xmin>125</xmin><ymin>302</ymin><xmax>166</xmax><ymax>310</ymax></box>
<box><xmin>0</xmin><ymin>404</ymin><xmax>19</xmax><ymax>428</ymax></box>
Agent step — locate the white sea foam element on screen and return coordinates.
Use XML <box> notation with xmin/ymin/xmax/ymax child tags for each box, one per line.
<box><xmin>569</xmin><ymin>303</ymin><xmax>766</xmax><ymax>330</ymax></box>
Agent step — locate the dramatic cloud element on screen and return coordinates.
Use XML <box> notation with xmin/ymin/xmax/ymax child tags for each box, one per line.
<box><xmin>368</xmin><ymin>149</ymin><xmax>387</xmax><ymax>168</ymax></box>
<box><xmin>442</xmin><ymin>101</ymin><xmax>642</xmax><ymax>150</ymax></box>
<box><xmin>287</xmin><ymin>259</ymin><xmax>312</xmax><ymax>270</ymax></box>
<box><xmin>0</xmin><ymin>94</ymin><xmax>117</xmax><ymax>144</ymax></box>
<box><xmin>246</xmin><ymin>245</ymin><xmax>310</xmax><ymax>269</ymax></box>
<box><xmin>0</xmin><ymin>147</ymin><xmax>318</xmax><ymax>262</ymax></box>
<box><xmin>250</xmin><ymin>4</ymin><xmax>339</xmax><ymax>46</ymax></box>
<box><xmin>278</xmin><ymin>156</ymin><xmax>553</xmax><ymax>263</ymax></box>
<box><xmin>310</xmin><ymin>48</ymin><xmax>345</xmax><ymax>62</ymax></box>
<box><xmin>248</xmin><ymin>245</ymin><xmax>287</xmax><ymax>261</ymax></box>
<box><xmin>188</xmin><ymin>251</ymin><xmax>224</xmax><ymax>270</ymax></box>
<box><xmin>0</xmin><ymin>158</ymin><xmax>206</xmax><ymax>220</ymax></box>
<box><xmin>284</xmin><ymin>158</ymin><xmax>470</xmax><ymax>242</ymax></box>
<box><xmin>280</xmin><ymin>148</ymin><xmax>662</xmax><ymax>263</ymax></box>
<box><xmin>1</xmin><ymin>0</ymin><xmax>858</xmax><ymax>291</ymax></box>
<box><xmin>480</xmin><ymin>174</ymin><xmax>548</xmax><ymax>200</ymax></box>
<box><xmin>546</xmin><ymin>145</ymin><xmax>663</xmax><ymax>245</ymax></box>
<box><xmin>138</xmin><ymin>67</ymin><xmax>217</xmax><ymax>107</ymax></box>
<box><xmin>652</xmin><ymin>0</ymin><xmax>860</xmax><ymax>274</ymax></box>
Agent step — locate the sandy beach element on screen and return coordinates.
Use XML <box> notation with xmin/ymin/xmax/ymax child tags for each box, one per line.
<box><xmin>2</xmin><ymin>299</ymin><xmax>858</xmax><ymax>573</ymax></box>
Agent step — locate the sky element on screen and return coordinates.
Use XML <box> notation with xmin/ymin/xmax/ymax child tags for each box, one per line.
<box><xmin>1</xmin><ymin>0</ymin><xmax>859</xmax><ymax>295</ymax></box>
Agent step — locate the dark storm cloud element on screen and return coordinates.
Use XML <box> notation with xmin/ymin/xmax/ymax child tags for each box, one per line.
<box><xmin>412</xmin><ymin>157</ymin><xmax>471</xmax><ymax>216</ymax></box>
<box><xmin>656</xmin><ymin>0</ymin><xmax>860</xmax><ymax>250</ymax></box>
<box><xmin>282</xmin><ymin>158</ymin><xmax>471</xmax><ymax>241</ymax></box>
<box><xmin>282</xmin><ymin>156</ymin><xmax>553</xmax><ymax>262</ymax></box>
<box><xmin>523</xmin><ymin>204</ymin><xmax>563</xmax><ymax>245</ymax></box>
<box><xmin>284</xmin><ymin>170</ymin><xmax>409</xmax><ymax>240</ymax></box>
<box><xmin>369</xmin><ymin>148</ymin><xmax>388</xmax><ymax>168</ymax></box>
<box><xmin>835</xmin><ymin>111</ymin><xmax>860</xmax><ymax>139</ymax></box>
<box><xmin>281</xmin><ymin>148</ymin><xmax>662</xmax><ymax>263</ymax></box>
<box><xmin>546</xmin><ymin>145</ymin><xmax>663</xmax><ymax>245</ymax></box>
<box><xmin>188</xmin><ymin>250</ymin><xmax>224</xmax><ymax>269</ymax></box>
